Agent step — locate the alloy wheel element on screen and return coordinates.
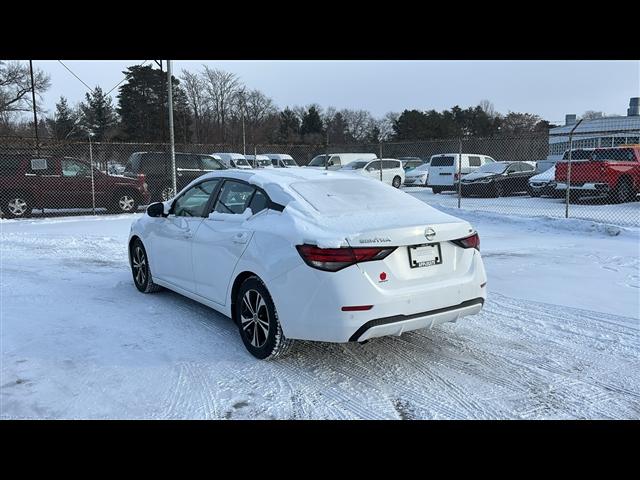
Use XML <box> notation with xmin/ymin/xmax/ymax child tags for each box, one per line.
<box><xmin>132</xmin><ymin>246</ymin><xmax>147</xmax><ymax>286</ymax></box>
<box><xmin>240</xmin><ymin>289</ymin><xmax>270</xmax><ymax>348</ymax></box>
<box><xmin>161</xmin><ymin>187</ymin><xmax>175</xmax><ymax>201</ymax></box>
<box><xmin>119</xmin><ymin>195</ymin><xmax>135</xmax><ymax>211</ymax></box>
<box><xmin>7</xmin><ymin>198</ymin><xmax>28</xmax><ymax>216</ymax></box>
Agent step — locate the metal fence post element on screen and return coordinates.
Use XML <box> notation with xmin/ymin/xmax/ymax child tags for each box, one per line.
<box><xmin>88</xmin><ymin>135</ymin><xmax>96</xmax><ymax>215</ymax></box>
<box><xmin>457</xmin><ymin>137</ymin><xmax>463</xmax><ymax>209</ymax></box>
<box><xmin>379</xmin><ymin>142</ymin><xmax>383</xmax><ymax>181</ymax></box>
<box><xmin>564</xmin><ymin>119</ymin><xmax>583</xmax><ymax>219</ymax></box>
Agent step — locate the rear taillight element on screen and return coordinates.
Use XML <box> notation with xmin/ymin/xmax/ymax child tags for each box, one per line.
<box><xmin>137</xmin><ymin>173</ymin><xmax>147</xmax><ymax>191</ymax></box>
<box><xmin>296</xmin><ymin>245</ymin><xmax>396</xmax><ymax>272</ymax></box>
<box><xmin>451</xmin><ymin>232</ymin><xmax>480</xmax><ymax>251</ymax></box>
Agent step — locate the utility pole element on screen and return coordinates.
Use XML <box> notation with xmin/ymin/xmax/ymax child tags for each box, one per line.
<box><xmin>154</xmin><ymin>60</ymin><xmax>166</xmax><ymax>143</ymax></box>
<box><xmin>167</xmin><ymin>60</ymin><xmax>177</xmax><ymax>196</ymax></box>
<box><xmin>29</xmin><ymin>60</ymin><xmax>40</xmax><ymax>156</ymax></box>
<box><xmin>564</xmin><ymin>119</ymin><xmax>583</xmax><ymax>219</ymax></box>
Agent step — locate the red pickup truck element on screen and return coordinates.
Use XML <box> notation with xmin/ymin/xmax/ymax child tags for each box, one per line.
<box><xmin>555</xmin><ymin>146</ymin><xmax>640</xmax><ymax>203</ymax></box>
<box><xmin>0</xmin><ymin>155</ymin><xmax>150</xmax><ymax>218</ymax></box>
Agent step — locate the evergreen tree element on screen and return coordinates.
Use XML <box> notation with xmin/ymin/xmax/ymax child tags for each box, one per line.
<box><xmin>79</xmin><ymin>87</ymin><xmax>117</xmax><ymax>141</ymax></box>
<box><xmin>49</xmin><ymin>96</ymin><xmax>80</xmax><ymax>140</ymax></box>
<box><xmin>300</xmin><ymin>105</ymin><xmax>324</xmax><ymax>139</ymax></box>
<box><xmin>277</xmin><ymin>107</ymin><xmax>300</xmax><ymax>143</ymax></box>
<box><xmin>117</xmin><ymin>65</ymin><xmax>191</xmax><ymax>142</ymax></box>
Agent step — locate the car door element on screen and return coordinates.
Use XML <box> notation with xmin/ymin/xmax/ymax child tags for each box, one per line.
<box><xmin>192</xmin><ymin>180</ymin><xmax>267</xmax><ymax>305</ymax></box>
<box><xmin>365</xmin><ymin>160</ymin><xmax>382</xmax><ymax>181</ymax></box>
<box><xmin>518</xmin><ymin>162</ymin><xmax>536</xmax><ymax>192</ymax></box>
<box><xmin>503</xmin><ymin>163</ymin><xmax>520</xmax><ymax>193</ymax></box>
<box><xmin>60</xmin><ymin>158</ymin><xmax>95</xmax><ymax>208</ymax></box>
<box><xmin>26</xmin><ymin>158</ymin><xmax>61</xmax><ymax>208</ymax></box>
<box><xmin>149</xmin><ymin>179</ymin><xmax>220</xmax><ymax>292</ymax></box>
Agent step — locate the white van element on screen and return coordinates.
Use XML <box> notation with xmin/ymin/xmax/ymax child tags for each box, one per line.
<box><xmin>245</xmin><ymin>154</ymin><xmax>273</xmax><ymax>168</ymax></box>
<box><xmin>340</xmin><ymin>158</ymin><xmax>405</xmax><ymax>188</ymax></box>
<box><xmin>306</xmin><ymin>152</ymin><xmax>377</xmax><ymax>170</ymax></box>
<box><xmin>427</xmin><ymin>153</ymin><xmax>496</xmax><ymax>194</ymax></box>
<box><xmin>211</xmin><ymin>152</ymin><xmax>253</xmax><ymax>169</ymax></box>
<box><xmin>263</xmin><ymin>153</ymin><xmax>299</xmax><ymax>168</ymax></box>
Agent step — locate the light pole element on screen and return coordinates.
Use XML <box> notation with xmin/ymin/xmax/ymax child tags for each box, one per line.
<box><xmin>29</xmin><ymin>60</ymin><xmax>40</xmax><ymax>156</ymax></box>
<box><xmin>88</xmin><ymin>132</ymin><xmax>96</xmax><ymax>215</ymax></box>
<box><xmin>167</xmin><ymin>60</ymin><xmax>177</xmax><ymax>196</ymax></box>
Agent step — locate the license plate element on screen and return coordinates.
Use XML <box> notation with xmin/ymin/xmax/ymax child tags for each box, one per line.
<box><xmin>408</xmin><ymin>243</ymin><xmax>442</xmax><ymax>268</ymax></box>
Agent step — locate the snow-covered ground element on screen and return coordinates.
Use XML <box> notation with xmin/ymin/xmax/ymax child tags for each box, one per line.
<box><xmin>1</xmin><ymin>198</ymin><xmax>639</xmax><ymax>419</ymax></box>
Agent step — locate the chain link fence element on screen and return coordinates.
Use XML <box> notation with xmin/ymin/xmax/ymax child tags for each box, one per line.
<box><xmin>1</xmin><ymin>123</ymin><xmax>639</xmax><ymax>227</ymax></box>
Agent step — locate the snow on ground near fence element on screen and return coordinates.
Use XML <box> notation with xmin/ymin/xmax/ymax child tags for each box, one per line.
<box><xmin>404</xmin><ymin>187</ymin><xmax>640</xmax><ymax>229</ymax></box>
<box><xmin>1</xmin><ymin>206</ymin><xmax>639</xmax><ymax>419</ymax></box>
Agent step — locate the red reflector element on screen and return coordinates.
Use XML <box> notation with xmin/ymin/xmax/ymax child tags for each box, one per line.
<box><xmin>341</xmin><ymin>305</ymin><xmax>373</xmax><ymax>312</ymax></box>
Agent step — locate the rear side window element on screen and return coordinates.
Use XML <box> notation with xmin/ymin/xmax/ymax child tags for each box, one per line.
<box><xmin>468</xmin><ymin>156</ymin><xmax>482</xmax><ymax>167</ymax></box>
<box><xmin>520</xmin><ymin>162</ymin><xmax>535</xmax><ymax>171</ymax></box>
<box><xmin>0</xmin><ymin>157</ymin><xmax>21</xmax><ymax>176</ymax></box>
<box><xmin>249</xmin><ymin>190</ymin><xmax>269</xmax><ymax>215</ymax></box>
<box><xmin>431</xmin><ymin>156</ymin><xmax>455</xmax><ymax>167</ymax></box>
<box><xmin>484</xmin><ymin>156</ymin><xmax>495</xmax><ymax>163</ymax></box>
<box><xmin>29</xmin><ymin>158</ymin><xmax>56</xmax><ymax>175</ymax></box>
<box><xmin>176</xmin><ymin>154</ymin><xmax>200</xmax><ymax>170</ymax></box>
<box><xmin>367</xmin><ymin>160</ymin><xmax>382</xmax><ymax>171</ymax></box>
<box><xmin>592</xmin><ymin>148</ymin><xmax>636</xmax><ymax>162</ymax></box>
<box><xmin>141</xmin><ymin>154</ymin><xmax>168</xmax><ymax>174</ymax></box>
<box><xmin>213</xmin><ymin>181</ymin><xmax>256</xmax><ymax>214</ymax></box>
<box><xmin>382</xmin><ymin>160</ymin><xmax>400</xmax><ymax>169</ymax></box>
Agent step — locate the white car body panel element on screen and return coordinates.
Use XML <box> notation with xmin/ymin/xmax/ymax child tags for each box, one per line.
<box><xmin>211</xmin><ymin>152</ymin><xmax>253</xmax><ymax>169</ymax></box>
<box><xmin>129</xmin><ymin>169</ymin><xmax>486</xmax><ymax>344</ymax></box>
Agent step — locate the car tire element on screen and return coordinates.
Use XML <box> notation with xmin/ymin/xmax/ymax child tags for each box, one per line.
<box><xmin>431</xmin><ymin>187</ymin><xmax>441</xmax><ymax>194</ymax></box>
<box><xmin>612</xmin><ymin>177</ymin><xmax>634</xmax><ymax>204</ymax></box>
<box><xmin>130</xmin><ymin>238</ymin><xmax>163</xmax><ymax>293</ymax></box>
<box><xmin>110</xmin><ymin>191</ymin><xmax>139</xmax><ymax>214</ymax></box>
<box><xmin>236</xmin><ymin>276</ymin><xmax>294</xmax><ymax>360</ymax></box>
<box><xmin>392</xmin><ymin>176</ymin><xmax>402</xmax><ymax>188</ymax></box>
<box><xmin>2</xmin><ymin>194</ymin><xmax>32</xmax><ymax>219</ymax></box>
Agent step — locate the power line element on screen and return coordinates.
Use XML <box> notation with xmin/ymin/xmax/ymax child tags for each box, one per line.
<box><xmin>103</xmin><ymin>60</ymin><xmax>150</xmax><ymax>96</ymax></box>
<box><xmin>57</xmin><ymin>60</ymin><xmax>93</xmax><ymax>92</ymax></box>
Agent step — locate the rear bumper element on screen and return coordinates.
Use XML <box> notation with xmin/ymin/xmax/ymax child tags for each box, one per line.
<box><xmin>555</xmin><ymin>182</ymin><xmax>610</xmax><ymax>193</ymax></box>
<box><xmin>350</xmin><ymin>297</ymin><xmax>484</xmax><ymax>342</ymax></box>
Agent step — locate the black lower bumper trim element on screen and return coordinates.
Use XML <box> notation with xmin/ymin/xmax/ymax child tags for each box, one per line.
<box><xmin>348</xmin><ymin>297</ymin><xmax>485</xmax><ymax>342</ymax></box>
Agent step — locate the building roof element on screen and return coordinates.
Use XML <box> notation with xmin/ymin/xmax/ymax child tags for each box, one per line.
<box><xmin>550</xmin><ymin>116</ymin><xmax>640</xmax><ymax>135</ymax></box>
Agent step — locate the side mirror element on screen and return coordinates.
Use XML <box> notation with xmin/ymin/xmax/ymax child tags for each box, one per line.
<box><xmin>147</xmin><ymin>202</ymin><xmax>165</xmax><ymax>217</ymax></box>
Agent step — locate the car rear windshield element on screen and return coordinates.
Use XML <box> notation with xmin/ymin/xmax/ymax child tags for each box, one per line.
<box><xmin>430</xmin><ymin>156</ymin><xmax>455</xmax><ymax>167</ymax></box>
<box><xmin>290</xmin><ymin>178</ymin><xmax>414</xmax><ymax>215</ymax></box>
<box><xmin>592</xmin><ymin>148</ymin><xmax>636</xmax><ymax>161</ymax></box>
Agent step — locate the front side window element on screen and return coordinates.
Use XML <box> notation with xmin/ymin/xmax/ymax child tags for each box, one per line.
<box><xmin>213</xmin><ymin>181</ymin><xmax>256</xmax><ymax>215</ymax></box>
<box><xmin>505</xmin><ymin>164</ymin><xmax>519</xmax><ymax>174</ymax></box>
<box><xmin>62</xmin><ymin>158</ymin><xmax>91</xmax><ymax>177</ymax></box>
<box><xmin>329</xmin><ymin>156</ymin><xmax>341</xmax><ymax>166</ymax></box>
<box><xmin>308</xmin><ymin>155</ymin><xmax>327</xmax><ymax>167</ymax></box>
<box><xmin>173</xmin><ymin>180</ymin><xmax>219</xmax><ymax>217</ymax></box>
<box><xmin>366</xmin><ymin>160</ymin><xmax>382</xmax><ymax>171</ymax></box>
<box><xmin>520</xmin><ymin>162</ymin><xmax>535</xmax><ymax>171</ymax></box>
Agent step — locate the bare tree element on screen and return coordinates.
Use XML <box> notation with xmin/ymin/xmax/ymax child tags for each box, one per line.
<box><xmin>180</xmin><ymin>69</ymin><xmax>208</xmax><ymax>142</ymax></box>
<box><xmin>341</xmin><ymin>109</ymin><xmax>375</xmax><ymax>142</ymax></box>
<box><xmin>201</xmin><ymin>66</ymin><xmax>242</xmax><ymax>141</ymax></box>
<box><xmin>582</xmin><ymin>110</ymin><xmax>604</xmax><ymax>120</ymax></box>
<box><xmin>0</xmin><ymin>60</ymin><xmax>51</xmax><ymax>132</ymax></box>
<box><xmin>478</xmin><ymin>99</ymin><xmax>496</xmax><ymax>118</ymax></box>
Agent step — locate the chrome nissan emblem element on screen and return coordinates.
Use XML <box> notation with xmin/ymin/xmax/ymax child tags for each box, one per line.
<box><xmin>425</xmin><ymin>227</ymin><xmax>436</xmax><ymax>241</ymax></box>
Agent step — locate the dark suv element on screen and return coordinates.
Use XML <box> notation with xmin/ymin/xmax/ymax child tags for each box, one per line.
<box><xmin>123</xmin><ymin>152</ymin><xmax>226</xmax><ymax>202</ymax></box>
<box><xmin>0</xmin><ymin>155</ymin><xmax>149</xmax><ymax>218</ymax></box>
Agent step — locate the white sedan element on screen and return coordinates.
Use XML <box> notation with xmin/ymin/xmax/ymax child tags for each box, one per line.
<box><xmin>128</xmin><ymin>169</ymin><xmax>487</xmax><ymax>359</ymax></box>
<box><xmin>403</xmin><ymin>163</ymin><xmax>430</xmax><ymax>186</ymax></box>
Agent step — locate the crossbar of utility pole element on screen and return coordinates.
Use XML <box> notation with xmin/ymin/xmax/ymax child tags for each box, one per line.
<box><xmin>167</xmin><ymin>60</ymin><xmax>177</xmax><ymax>196</ymax></box>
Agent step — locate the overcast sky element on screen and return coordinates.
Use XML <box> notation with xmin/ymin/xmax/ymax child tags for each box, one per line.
<box><xmin>35</xmin><ymin>60</ymin><xmax>639</xmax><ymax>123</ymax></box>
